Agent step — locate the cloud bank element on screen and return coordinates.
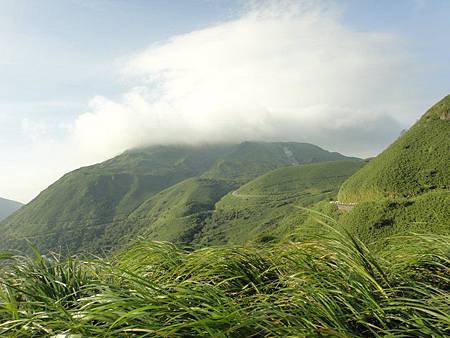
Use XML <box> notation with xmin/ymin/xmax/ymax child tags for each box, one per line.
<box><xmin>2</xmin><ymin>1</ymin><xmax>427</xmax><ymax>202</ymax></box>
<box><xmin>72</xmin><ymin>0</ymin><xmax>419</xmax><ymax>160</ymax></box>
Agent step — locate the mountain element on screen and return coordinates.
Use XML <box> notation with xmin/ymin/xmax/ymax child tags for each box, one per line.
<box><xmin>337</xmin><ymin>95</ymin><xmax>450</xmax><ymax>245</ymax></box>
<box><xmin>0</xmin><ymin>141</ymin><xmax>355</xmax><ymax>253</ymax></box>
<box><xmin>120</xmin><ymin>177</ymin><xmax>238</xmax><ymax>245</ymax></box>
<box><xmin>195</xmin><ymin>160</ymin><xmax>364</xmax><ymax>245</ymax></box>
<box><xmin>122</xmin><ymin>160</ymin><xmax>363</xmax><ymax>247</ymax></box>
<box><xmin>0</xmin><ymin>197</ymin><xmax>23</xmax><ymax>221</ymax></box>
<box><xmin>339</xmin><ymin>95</ymin><xmax>450</xmax><ymax>203</ymax></box>
<box><xmin>202</xmin><ymin>141</ymin><xmax>355</xmax><ymax>182</ymax></box>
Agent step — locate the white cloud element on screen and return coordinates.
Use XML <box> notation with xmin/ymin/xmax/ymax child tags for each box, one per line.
<box><xmin>1</xmin><ymin>0</ymin><xmax>427</xmax><ymax>202</ymax></box>
<box><xmin>70</xmin><ymin>0</ymin><xmax>419</xmax><ymax>162</ymax></box>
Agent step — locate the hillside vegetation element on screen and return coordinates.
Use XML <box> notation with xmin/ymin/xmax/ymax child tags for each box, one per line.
<box><xmin>339</xmin><ymin>94</ymin><xmax>450</xmax><ymax>202</ymax></box>
<box><xmin>98</xmin><ymin>160</ymin><xmax>363</xmax><ymax>249</ymax></box>
<box><xmin>197</xmin><ymin>160</ymin><xmax>363</xmax><ymax>245</ymax></box>
<box><xmin>203</xmin><ymin>141</ymin><xmax>355</xmax><ymax>182</ymax></box>
<box><xmin>335</xmin><ymin>95</ymin><xmax>450</xmax><ymax>245</ymax></box>
<box><xmin>0</xmin><ymin>96</ymin><xmax>448</xmax><ymax>336</ymax></box>
<box><xmin>341</xmin><ymin>191</ymin><xmax>450</xmax><ymax>247</ymax></box>
<box><xmin>124</xmin><ymin>177</ymin><xmax>237</xmax><ymax>243</ymax></box>
<box><xmin>0</xmin><ymin>142</ymin><xmax>353</xmax><ymax>253</ymax></box>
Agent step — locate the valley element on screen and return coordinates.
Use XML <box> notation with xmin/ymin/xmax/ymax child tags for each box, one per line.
<box><xmin>0</xmin><ymin>141</ymin><xmax>355</xmax><ymax>253</ymax></box>
<box><xmin>1</xmin><ymin>2</ymin><xmax>449</xmax><ymax>335</ymax></box>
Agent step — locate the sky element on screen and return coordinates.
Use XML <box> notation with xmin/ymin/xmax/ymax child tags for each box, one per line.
<box><xmin>0</xmin><ymin>0</ymin><xmax>449</xmax><ymax>203</ymax></box>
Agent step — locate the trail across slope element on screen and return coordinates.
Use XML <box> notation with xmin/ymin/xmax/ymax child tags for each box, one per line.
<box><xmin>196</xmin><ymin>160</ymin><xmax>364</xmax><ymax>245</ymax></box>
<box><xmin>0</xmin><ymin>142</ymin><xmax>355</xmax><ymax>253</ymax></box>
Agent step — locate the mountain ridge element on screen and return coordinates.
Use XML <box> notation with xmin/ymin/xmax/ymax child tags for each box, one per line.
<box><xmin>335</xmin><ymin>94</ymin><xmax>450</xmax><ymax>246</ymax></box>
<box><xmin>1</xmin><ymin>141</ymin><xmax>356</xmax><ymax>253</ymax></box>
<box><xmin>338</xmin><ymin>94</ymin><xmax>450</xmax><ymax>203</ymax></box>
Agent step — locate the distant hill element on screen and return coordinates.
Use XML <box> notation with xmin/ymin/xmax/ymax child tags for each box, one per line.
<box><xmin>0</xmin><ymin>197</ymin><xmax>23</xmax><ymax>221</ymax></box>
<box><xmin>0</xmin><ymin>141</ymin><xmax>355</xmax><ymax>253</ymax></box>
<box><xmin>336</xmin><ymin>95</ymin><xmax>450</xmax><ymax>245</ymax></box>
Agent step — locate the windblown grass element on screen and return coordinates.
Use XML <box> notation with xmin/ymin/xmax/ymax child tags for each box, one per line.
<box><xmin>0</xmin><ymin>229</ymin><xmax>448</xmax><ymax>337</ymax></box>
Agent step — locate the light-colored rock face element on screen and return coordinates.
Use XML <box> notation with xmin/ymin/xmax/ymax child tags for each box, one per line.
<box><xmin>440</xmin><ymin>110</ymin><xmax>450</xmax><ymax>120</ymax></box>
<box><xmin>282</xmin><ymin>146</ymin><xmax>299</xmax><ymax>165</ymax></box>
<box><xmin>330</xmin><ymin>201</ymin><xmax>356</xmax><ymax>211</ymax></box>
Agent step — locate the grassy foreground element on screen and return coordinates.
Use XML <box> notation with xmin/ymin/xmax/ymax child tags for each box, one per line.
<box><xmin>0</xmin><ymin>227</ymin><xmax>448</xmax><ymax>337</ymax></box>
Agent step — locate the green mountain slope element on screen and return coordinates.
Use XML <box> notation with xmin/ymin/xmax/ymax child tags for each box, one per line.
<box><xmin>203</xmin><ymin>141</ymin><xmax>355</xmax><ymax>182</ymax></box>
<box><xmin>340</xmin><ymin>190</ymin><xmax>450</xmax><ymax>246</ymax></box>
<box><xmin>114</xmin><ymin>160</ymin><xmax>363</xmax><ymax>247</ymax></box>
<box><xmin>1</xmin><ymin>145</ymin><xmax>232</xmax><ymax>252</ymax></box>
<box><xmin>0</xmin><ymin>197</ymin><xmax>23</xmax><ymax>221</ymax></box>
<box><xmin>122</xmin><ymin>178</ymin><xmax>237</xmax><ymax>244</ymax></box>
<box><xmin>339</xmin><ymin>95</ymin><xmax>450</xmax><ymax>202</ymax></box>
<box><xmin>195</xmin><ymin>160</ymin><xmax>364</xmax><ymax>245</ymax></box>
<box><xmin>1</xmin><ymin>142</ymin><xmax>354</xmax><ymax>253</ymax></box>
<box><xmin>336</xmin><ymin>95</ymin><xmax>450</xmax><ymax>245</ymax></box>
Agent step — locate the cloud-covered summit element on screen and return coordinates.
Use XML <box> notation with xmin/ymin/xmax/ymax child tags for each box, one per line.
<box><xmin>3</xmin><ymin>0</ymin><xmax>437</xmax><ymax>202</ymax></box>
<box><xmin>73</xmin><ymin>0</ymin><xmax>417</xmax><ymax>159</ymax></box>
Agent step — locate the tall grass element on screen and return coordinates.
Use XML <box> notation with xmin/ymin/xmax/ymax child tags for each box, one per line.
<box><xmin>0</xmin><ymin>229</ymin><xmax>448</xmax><ymax>337</ymax></box>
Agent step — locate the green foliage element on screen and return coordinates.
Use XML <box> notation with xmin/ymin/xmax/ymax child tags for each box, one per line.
<box><xmin>341</xmin><ymin>190</ymin><xmax>450</xmax><ymax>249</ymax></box>
<box><xmin>293</xmin><ymin>200</ymin><xmax>343</xmax><ymax>239</ymax></box>
<box><xmin>0</xmin><ymin>230</ymin><xmax>448</xmax><ymax>337</ymax></box>
<box><xmin>339</xmin><ymin>94</ymin><xmax>450</xmax><ymax>202</ymax></box>
<box><xmin>297</xmin><ymin>191</ymin><xmax>450</xmax><ymax>251</ymax></box>
<box><xmin>103</xmin><ymin>160</ymin><xmax>363</xmax><ymax>248</ymax></box>
<box><xmin>203</xmin><ymin>141</ymin><xmax>356</xmax><ymax>182</ymax></box>
<box><xmin>0</xmin><ymin>142</ymin><xmax>354</xmax><ymax>254</ymax></box>
<box><xmin>124</xmin><ymin>177</ymin><xmax>238</xmax><ymax>243</ymax></box>
<box><xmin>1</xmin><ymin>145</ymin><xmax>232</xmax><ymax>253</ymax></box>
<box><xmin>197</xmin><ymin>160</ymin><xmax>364</xmax><ymax>245</ymax></box>
<box><xmin>333</xmin><ymin>95</ymin><xmax>450</xmax><ymax>247</ymax></box>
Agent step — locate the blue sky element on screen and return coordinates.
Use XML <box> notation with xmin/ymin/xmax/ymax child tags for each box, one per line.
<box><xmin>1</xmin><ymin>0</ymin><xmax>449</xmax><ymax>202</ymax></box>
<box><xmin>0</xmin><ymin>0</ymin><xmax>239</xmax><ymax>119</ymax></box>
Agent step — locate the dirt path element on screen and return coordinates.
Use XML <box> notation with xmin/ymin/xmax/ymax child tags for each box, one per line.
<box><xmin>231</xmin><ymin>191</ymin><xmax>358</xmax><ymax>211</ymax></box>
<box><xmin>329</xmin><ymin>201</ymin><xmax>357</xmax><ymax>211</ymax></box>
<box><xmin>231</xmin><ymin>190</ymin><xmax>268</xmax><ymax>198</ymax></box>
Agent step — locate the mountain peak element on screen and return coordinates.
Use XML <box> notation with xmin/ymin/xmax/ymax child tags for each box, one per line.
<box><xmin>0</xmin><ymin>141</ymin><xmax>355</xmax><ymax>253</ymax></box>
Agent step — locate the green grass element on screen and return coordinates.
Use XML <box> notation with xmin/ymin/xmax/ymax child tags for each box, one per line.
<box><xmin>197</xmin><ymin>160</ymin><xmax>364</xmax><ymax>245</ymax></box>
<box><xmin>102</xmin><ymin>160</ymin><xmax>363</xmax><ymax>249</ymax></box>
<box><xmin>0</xmin><ymin>145</ymin><xmax>232</xmax><ymax>253</ymax></box>
<box><xmin>0</xmin><ymin>227</ymin><xmax>448</xmax><ymax>337</ymax></box>
<box><xmin>341</xmin><ymin>190</ymin><xmax>450</xmax><ymax>248</ymax></box>
<box><xmin>203</xmin><ymin>141</ymin><xmax>356</xmax><ymax>183</ymax></box>
<box><xmin>339</xmin><ymin>94</ymin><xmax>450</xmax><ymax>203</ymax></box>
<box><xmin>0</xmin><ymin>142</ymin><xmax>355</xmax><ymax>254</ymax></box>
<box><xmin>297</xmin><ymin>191</ymin><xmax>450</xmax><ymax>251</ymax></box>
<box><xmin>333</xmin><ymin>95</ymin><xmax>450</xmax><ymax>247</ymax></box>
<box><xmin>122</xmin><ymin>177</ymin><xmax>238</xmax><ymax>243</ymax></box>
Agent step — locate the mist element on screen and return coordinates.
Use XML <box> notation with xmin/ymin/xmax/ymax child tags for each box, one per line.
<box><xmin>72</xmin><ymin>1</ymin><xmax>420</xmax><ymax>159</ymax></box>
<box><xmin>1</xmin><ymin>0</ymin><xmax>429</xmax><ymax>202</ymax></box>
